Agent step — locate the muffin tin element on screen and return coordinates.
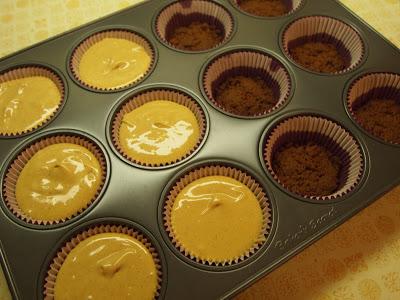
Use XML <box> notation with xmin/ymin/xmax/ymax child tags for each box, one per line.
<box><xmin>0</xmin><ymin>0</ymin><xmax>399</xmax><ymax>299</ymax></box>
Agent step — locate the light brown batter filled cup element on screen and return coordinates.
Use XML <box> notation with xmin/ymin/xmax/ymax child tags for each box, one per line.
<box><xmin>262</xmin><ymin>115</ymin><xmax>364</xmax><ymax>200</ymax></box>
<box><xmin>347</xmin><ymin>72</ymin><xmax>400</xmax><ymax>145</ymax></box>
<box><xmin>0</xmin><ymin>65</ymin><xmax>65</xmax><ymax>137</ymax></box>
<box><xmin>155</xmin><ymin>0</ymin><xmax>234</xmax><ymax>52</ymax></box>
<box><xmin>163</xmin><ymin>164</ymin><xmax>272</xmax><ymax>266</ymax></box>
<box><xmin>282</xmin><ymin>16</ymin><xmax>365</xmax><ymax>74</ymax></box>
<box><xmin>2</xmin><ymin>134</ymin><xmax>107</xmax><ymax>225</ymax></box>
<box><xmin>231</xmin><ymin>0</ymin><xmax>304</xmax><ymax>17</ymax></box>
<box><xmin>70</xmin><ymin>29</ymin><xmax>155</xmax><ymax>91</ymax></box>
<box><xmin>202</xmin><ymin>49</ymin><xmax>291</xmax><ymax>118</ymax></box>
<box><xmin>111</xmin><ymin>88</ymin><xmax>207</xmax><ymax>168</ymax></box>
<box><xmin>43</xmin><ymin>224</ymin><xmax>162</xmax><ymax>299</ymax></box>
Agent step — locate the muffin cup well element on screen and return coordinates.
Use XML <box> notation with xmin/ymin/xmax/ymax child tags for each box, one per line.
<box><xmin>263</xmin><ymin>115</ymin><xmax>364</xmax><ymax>200</ymax></box>
<box><xmin>43</xmin><ymin>224</ymin><xmax>162</xmax><ymax>299</ymax></box>
<box><xmin>154</xmin><ymin>0</ymin><xmax>234</xmax><ymax>52</ymax></box>
<box><xmin>163</xmin><ymin>164</ymin><xmax>272</xmax><ymax>266</ymax></box>
<box><xmin>0</xmin><ymin>65</ymin><xmax>65</xmax><ymax>137</ymax></box>
<box><xmin>231</xmin><ymin>0</ymin><xmax>304</xmax><ymax>17</ymax></box>
<box><xmin>347</xmin><ymin>72</ymin><xmax>400</xmax><ymax>145</ymax></box>
<box><xmin>111</xmin><ymin>88</ymin><xmax>207</xmax><ymax>168</ymax></box>
<box><xmin>2</xmin><ymin>134</ymin><xmax>107</xmax><ymax>226</ymax></box>
<box><xmin>69</xmin><ymin>29</ymin><xmax>155</xmax><ymax>92</ymax></box>
<box><xmin>202</xmin><ymin>49</ymin><xmax>292</xmax><ymax>118</ymax></box>
<box><xmin>282</xmin><ymin>16</ymin><xmax>365</xmax><ymax>74</ymax></box>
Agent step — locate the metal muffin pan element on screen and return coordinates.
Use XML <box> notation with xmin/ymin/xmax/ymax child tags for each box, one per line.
<box><xmin>0</xmin><ymin>0</ymin><xmax>399</xmax><ymax>299</ymax></box>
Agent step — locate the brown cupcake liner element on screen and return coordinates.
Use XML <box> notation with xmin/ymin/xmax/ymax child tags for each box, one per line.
<box><xmin>70</xmin><ymin>29</ymin><xmax>155</xmax><ymax>92</ymax></box>
<box><xmin>282</xmin><ymin>16</ymin><xmax>365</xmax><ymax>74</ymax></box>
<box><xmin>202</xmin><ymin>49</ymin><xmax>292</xmax><ymax>117</ymax></box>
<box><xmin>347</xmin><ymin>72</ymin><xmax>400</xmax><ymax>144</ymax></box>
<box><xmin>155</xmin><ymin>0</ymin><xmax>234</xmax><ymax>52</ymax></box>
<box><xmin>0</xmin><ymin>65</ymin><xmax>65</xmax><ymax>137</ymax></box>
<box><xmin>2</xmin><ymin>134</ymin><xmax>107</xmax><ymax>225</ymax></box>
<box><xmin>163</xmin><ymin>164</ymin><xmax>272</xmax><ymax>266</ymax></box>
<box><xmin>43</xmin><ymin>224</ymin><xmax>162</xmax><ymax>299</ymax></box>
<box><xmin>231</xmin><ymin>0</ymin><xmax>304</xmax><ymax>17</ymax></box>
<box><xmin>263</xmin><ymin>115</ymin><xmax>364</xmax><ymax>200</ymax></box>
<box><xmin>111</xmin><ymin>89</ymin><xmax>207</xmax><ymax>168</ymax></box>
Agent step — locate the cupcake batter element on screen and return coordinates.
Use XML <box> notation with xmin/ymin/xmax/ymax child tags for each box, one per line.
<box><xmin>78</xmin><ymin>37</ymin><xmax>151</xmax><ymax>89</ymax></box>
<box><xmin>54</xmin><ymin>233</ymin><xmax>158</xmax><ymax>300</ymax></box>
<box><xmin>289</xmin><ymin>40</ymin><xmax>347</xmax><ymax>73</ymax></box>
<box><xmin>171</xmin><ymin>176</ymin><xmax>264</xmax><ymax>263</ymax></box>
<box><xmin>238</xmin><ymin>0</ymin><xmax>289</xmax><ymax>17</ymax></box>
<box><xmin>273</xmin><ymin>141</ymin><xmax>342</xmax><ymax>196</ymax></box>
<box><xmin>168</xmin><ymin>19</ymin><xmax>223</xmax><ymax>51</ymax></box>
<box><xmin>15</xmin><ymin>143</ymin><xmax>102</xmax><ymax>221</ymax></box>
<box><xmin>215</xmin><ymin>74</ymin><xmax>278</xmax><ymax>116</ymax></box>
<box><xmin>354</xmin><ymin>97</ymin><xmax>400</xmax><ymax>144</ymax></box>
<box><xmin>0</xmin><ymin>76</ymin><xmax>61</xmax><ymax>135</ymax></box>
<box><xmin>119</xmin><ymin>100</ymin><xmax>200</xmax><ymax>165</ymax></box>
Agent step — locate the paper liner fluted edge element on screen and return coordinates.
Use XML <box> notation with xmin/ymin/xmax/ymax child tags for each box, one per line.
<box><xmin>347</xmin><ymin>72</ymin><xmax>400</xmax><ymax>145</ymax></box>
<box><xmin>163</xmin><ymin>165</ymin><xmax>272</xmax><ymax>266</ymax></box>
<box><xmin>111</xmin><ymin>89</ymin><xmax>207</xmax><ymax>167</ymax></box>
<box><xmin>263</xmin><ymin>115</ymin><xmax>364</xmax><ymax>200</ymax></box>
<box><xmin>155</xmin><ymin>0</ymin><xmax>234</xmax><ymax>52</ymax></box>
<box><xmin>2</xmin><ymin>134</ymin><xmax>107</xmax><ymax>225</ymax></box>
<box><xmin>43</xmin><ymin>224</ymin><xmax>162</xmax><ymax>299</ymax></box>
<box><xmin>0</xmin><ymin>66</ymin><xmax>65</xmax><ymax>137</ymax></box>
<box><xmin>69</xmin><ymin>29</ymin><xmax>155</xmax><ymax>92</ymax></box>
<box><xmin>202</xmin><ymin>49</ymin><xmax>292</xmax><ymax>117</ymax></box>
<box><xmin>282</xmin><ymin>15</ymin><xmax>365</xmax><ymax>74</ymax></box>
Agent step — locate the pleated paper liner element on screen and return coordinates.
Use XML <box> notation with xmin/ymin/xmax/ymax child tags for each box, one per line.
<box><xmin>111</xmin><ymin>88</ymin><xmax>207</xmax><ymax>168</ymax></box>
<box><xmin>43</xmin><ymin>224</ymin><xmax>162</xmax><ymax>299</ymax></box>
<box><xmin>202</xmin><ymin>49</ymin><xmax>292</xmax><ymax>118</ymax></box>
<box><xmin>231</xmin><ymin>0</ymin><xmax>304</xmax><ymax>17</ymax></box>
<box><xmin>2</xmin><ymin>134</ymin><xmax>107</xmax><ymax>226</ymax></box>
<box><xmin>0</xmin><ymin>65</ymin><xmax>65</xmax><ymax>137</ymax></box>
<box><xmin>155</xmin><ymin>0</ymin><xmax>234</xmax><ymax>52</ymax></box>
<box><xmin>263</xmin><ymin>115</ymin><xmax>364</xmax><ymax>201</ymax></box>
<box><xmin>282</xmin><ymin>16</ymin><xmax>365</xmax><ymax>74</ymax></box>
<box><xmin>347</xmin><ymin>72</ymin><xmax>400</xmax><ymax>145</ymax></box>
<box><xmin>163</xmin><ymin>164</ymin><xmax>272</xmax><ymax>266</ymax></box>
<box><xmin>69</xmin><ymin>29</ymin><xmax>155</xmax><ymax>92</ymax></box>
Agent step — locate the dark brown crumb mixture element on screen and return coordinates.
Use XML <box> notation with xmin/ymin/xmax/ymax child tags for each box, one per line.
<box><xmin>214</xmin><ymin>75</ymin><xmax>278</xmax><ymax>116</ymax></box>
<box><xmin>273</xmin><ymin>142</ymin><xmax>342</xmax><ymax>196</ymax></box>
<box><xmin>290</xmin><ymin>41</ymin><xmax>346</xmax><ymax>73</ymax></box>
<box><xmin>238</xmin><ymin>0</ymin><xmax>289</xmax><ymax>17</ymax></box>
<box><xmin>168</xmin><ymin>21</ymin><xmax>223</xmax><ymax>51</ymax></box>
<box><xmin>354</xmin><ymin>98</ymin><xmax>400</xmax><ymax>144</ymax></box>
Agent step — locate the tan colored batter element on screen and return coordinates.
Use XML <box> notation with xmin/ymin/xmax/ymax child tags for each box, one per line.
<box><xmin>78</xmin><ymin>38</ymin><xmax>151</xmax><ymax>89</ymax></box>
<box><xmin>54</xmin><ymin>233</ymin><xmax>158</xmax><ymax>300</ymax></box>
<box><xmin>171</xmin><ymin>176</ymin><xmax>264</xmax><ymax>263</ymax></box>
<box><xmin>119</xmin><ymin>100</ymin><xmax>200</xmax><ymax>165</ymax></box>
<box><xmin>0</xmin><ymin>76</ymin><xmax>61</xmax><ymax>135</ymax></box>
<box><xmin>15</xmin><ymin>143</ymin><xmax>101</xmax><ymax>221</ymax></box>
